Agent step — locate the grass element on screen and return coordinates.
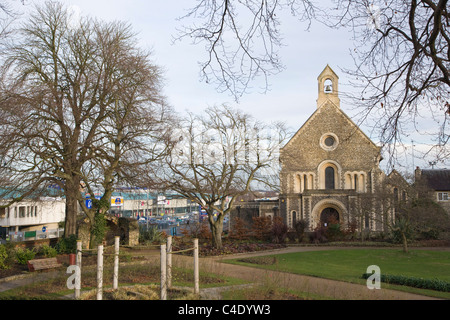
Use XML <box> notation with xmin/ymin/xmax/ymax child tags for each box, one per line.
<box><xmin>226</xmin><ymin>248</ymin><xmax>450</xmax><ymax>299</ymax></box>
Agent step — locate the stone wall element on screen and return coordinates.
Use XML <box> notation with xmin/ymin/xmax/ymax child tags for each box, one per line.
<box><xmin>77</xmin><ymin>215</ymin><xmax>139</xmax><ymax>249</ymax></box>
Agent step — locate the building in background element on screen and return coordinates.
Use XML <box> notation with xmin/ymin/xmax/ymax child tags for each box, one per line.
<box><xmin>0</xmin><ymin>197</ymin><xmax>65</xmax><ymax>242</ymax></box>
<box><xmin>279</xmin><ymin>65</ymin><xmax>391</xmax><ymax>232</ymax></box>
<box><xmin>415</xmin><ymin>167</ymin><xmax>450</xmax><ymax>215</ymax></box>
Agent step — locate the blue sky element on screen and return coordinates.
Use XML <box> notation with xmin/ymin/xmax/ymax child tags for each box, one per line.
<box><xmin>11</xmin><ymin>0</ymin><xmax>449</xmax><ymax>173</ymax></box>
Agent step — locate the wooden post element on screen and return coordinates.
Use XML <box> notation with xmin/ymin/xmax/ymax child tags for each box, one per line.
<box><xmin>193</xmin><ymin>238</ymin><xmax>199</xmax><ymax>294</ymax></box>
<box><xmin>97</xmin><ymin>244</ymin><xmax>103</xmax><ymax>300</ymax></box>
<box><xmin>167</xmin><ymin>236</ymin><xmax>172</xmax><ymax>289</ymax></box>
<box><xmin>160</xmin><ymin>243</ymin><xmax>167</xmax><ymax>300</ymax></box>
<box><xmin>75</xmin><ymin>240</ymin><xmax>82</xmax><ymax>299</ymax></box>
<box><xmin>113</xmin><ymin>236</ymin><xmax>119</xmax><ymax>290</ymax></box>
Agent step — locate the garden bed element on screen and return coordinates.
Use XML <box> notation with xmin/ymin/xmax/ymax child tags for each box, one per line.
<box><xmin>172</xmin><ymin>240</ymin><xmax>287</xmax><ymax>257</ymax></box>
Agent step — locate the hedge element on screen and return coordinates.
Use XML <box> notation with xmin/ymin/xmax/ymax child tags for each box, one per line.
<box><xmin>362</xmin><ymin>273</ymin><xmax>450</xmax><ymax>292</ymax></box>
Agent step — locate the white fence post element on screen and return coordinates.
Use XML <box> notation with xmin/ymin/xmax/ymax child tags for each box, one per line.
<box><xmin>97</xmin><ymin>244</ymin><xmax>103</xmax><ymax>300</ymax></box>
<box><xmin>194</xmin><ymin>238</ymin><xmax>199</xmax><ymax>294</ymax></box>
<box><xmin>167</xmin><ymin>236</ymin><xmax>172</xmax><ymax>289</ymax></box>
<box><xmin>160</xmin><ymin>243</ymin><xmax>167</xmax><ymax>300</ymax></box>
<box><xmin>75</xmin><ymin>240</ymin><xmax>82</xmax><ymax>299</ymax></box>
<box><xmin>113</xmin><ymin>236</ymin><xmax>119</xmax><ymax>290</ymax></box>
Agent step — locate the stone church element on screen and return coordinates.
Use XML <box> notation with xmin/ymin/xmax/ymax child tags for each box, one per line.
<box><xmin>279</xmin><ymin>65</ymin><xmax>388</xmax><ymax>232</ymax></box>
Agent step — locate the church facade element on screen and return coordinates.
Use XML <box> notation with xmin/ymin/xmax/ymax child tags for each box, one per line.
<box><xmin>279</xmin><ymin>65</ymin><xmax>389</xmax><ymax>232</ymax></box>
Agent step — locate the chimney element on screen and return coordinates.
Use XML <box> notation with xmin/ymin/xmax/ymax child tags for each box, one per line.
<box><xmin>414</xmin><ymin>166</ymin><xmax>421</xmax><ymax>182</ymax></box>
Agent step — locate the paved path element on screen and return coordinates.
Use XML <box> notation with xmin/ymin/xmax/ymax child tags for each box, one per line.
<box><xmin>0</xmin><ymin>271</ymin><xmax>60</xmax><ymax>293</ymax></box>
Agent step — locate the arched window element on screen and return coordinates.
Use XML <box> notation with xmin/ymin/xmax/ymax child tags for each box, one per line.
<box><xmin>292</xmin><ymin>211</ymin><xmax>297</xmax><ymax>227</ymax></box>
<box><xmin>325</xmin><ymin>167</ymin><xmax>335</xmax><ymax>189</ymax></box>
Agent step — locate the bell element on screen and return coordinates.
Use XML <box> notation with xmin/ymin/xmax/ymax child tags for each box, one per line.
<box><xmin>325</xmin><ymin>84</ymin><xmax>332</xmax><ymax>93</ymax></box>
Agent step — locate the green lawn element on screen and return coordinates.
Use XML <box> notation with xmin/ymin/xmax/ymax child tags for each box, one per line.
<box><xmin>227</xmin><ymin>248</ymin><xmax>450</xmax><ymax>298</ymax></box>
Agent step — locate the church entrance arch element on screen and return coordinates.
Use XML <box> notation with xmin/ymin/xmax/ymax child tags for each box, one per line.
<box><xmin>320</xmin><ymin>207</ymin><xmax>339</xmax><ymax>226</ymax></box>
<box><xmin>311</xmin><ymin>199</ymin><xmax>346</xmax><ymax>229</ymax></box>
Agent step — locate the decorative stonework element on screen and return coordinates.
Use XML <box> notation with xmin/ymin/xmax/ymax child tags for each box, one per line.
<box><xmin>279</xmin><ymin>65</ymin><xmax>386</xmax><ymax>232</ymax></box>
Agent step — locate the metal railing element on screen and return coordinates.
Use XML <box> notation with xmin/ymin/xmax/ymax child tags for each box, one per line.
<box><xmin>6</xmin><ymin>228</ymin><xmax>64</xmax><ymax>242</ymax></box>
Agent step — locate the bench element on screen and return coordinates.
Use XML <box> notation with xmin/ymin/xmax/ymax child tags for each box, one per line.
<box><xmin>27</xmin><ymin>257</ymin><xmax>62</xmax><ymax>272</ymax></box>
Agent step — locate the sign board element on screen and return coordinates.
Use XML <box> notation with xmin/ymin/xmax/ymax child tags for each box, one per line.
<box><xmin>111</xmin><ymin>196</ymin><xmax>124</xmax><ymax>207</ymax></box>
<box><xmin>85</xmin><ymin>199</ymin><xmax>93</xmax><ymax>209</ymax></box>
<box><xmin>42</xmin><ymin>226</ymin><xmax>47</xmax><ymax>233</ymax></box>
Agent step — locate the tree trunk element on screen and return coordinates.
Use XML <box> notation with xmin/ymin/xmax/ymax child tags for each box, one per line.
<box><xmin>208</xmin><ymin>213</ymin><xmax>224</xmax><ymax>250</ymax></box>
<box><xmin>64</xmin><ymin>198</ymin><xmax>78</xmax><ymax>237</ymax></box>
<box><xmin>63</xmin><ymin>180</ymin><xmax>80</xmax><ymax>237</ymax></box>
<box><xmin>402</xmin><ymin>232</ymin><xmax>408</xmax><ymax>253</ymax></box>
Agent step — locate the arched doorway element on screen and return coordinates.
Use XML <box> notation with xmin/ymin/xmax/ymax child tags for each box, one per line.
<box><xmin>320</xmin><ymin>207</ymin><xmax>339</xmax><ymax>226</ymax></box>
<box><xmin>311</xmin><ymin>199</ymin><xmax>346</xmax><ymax>229</ymax></box>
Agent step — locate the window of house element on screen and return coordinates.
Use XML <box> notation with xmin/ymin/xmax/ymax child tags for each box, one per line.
<box><xmin>19</xmin><ymin>206</ymin><xmax>25</xmax><ymax>218</ymax></box>
<box><xmin>393</xmin><ymin>188</ymin><xmax>399</xmax><ymax>202</ymax></box>
<box><xmin>320</xmin><ymin>133</ymin><xmax>339</xmax><ymax>151</ymax></box>
<box><xmin>364</xmin><ymin>213</ymin><xmax>370</xmax><ymax>230</ymax></box>
<box><xmin>292</xmin><ymin>211</ymin><xmax>297</xmax><ymax>226</ymax></box>
<box><xmin>438</xmin><ymin>192</ymin><xmax>448</xmax><ymax>201</ymax></box>
<box><xmin>324</xmin><ymin>136</ymin><xmax>335</xmax><ymax>147</ymax></box>
<box><xmin>325</xmin><ymin>166</ymin><xmax>335</xmax><ymax>189</ymax></box>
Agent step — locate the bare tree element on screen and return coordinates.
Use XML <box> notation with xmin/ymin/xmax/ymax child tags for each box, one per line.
<box><xmin>352</xmin><ymin>170</ymin><xmax>449</xmax><ymax>252</ymax></box>
<box><xmin>146</xmin><ymin>105</ymin><xmax>288</xmax><ymax>249</ymax></box>
<box><xmin>0</xmin><ymin>1</ymin><xmax>171</xmax><ymax>242</ymax></box>
<box><xmin>322</xmin><ymin>0</ymin><xmax>450</xmax><ymax>167</ymax></box>
<box><xmin>177</xmin><ymin>1</ymin><xmax>449</xmax><ymax>166</ymax></box>
<box><xmin>175</xmin><ymin>0</ymin><xmax>318</xmax><ymax>100</ymax></box>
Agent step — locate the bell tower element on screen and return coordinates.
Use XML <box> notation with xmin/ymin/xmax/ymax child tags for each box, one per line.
<box><xmin>317</xmin><ymin>65</ymin><xmax>340</xmax><ymax>108</ymax></box>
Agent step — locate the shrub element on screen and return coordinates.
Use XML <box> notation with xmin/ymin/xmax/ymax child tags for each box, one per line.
<box><xmin>55</xmin><ymin>234</ymin><xmax>78</xmax><ymax>254</ymax></box>
<box><xmin>15</xmin><ymin>247</ymin><xmax>36</xmax><ymax>265</ymax></box>
<box><xmin>139</xmin><ymin>225</ymin><xmax>163</xmax><ymax>244</ymax></box>
<box><xmin>271</xmin><ymin>217</ymin><xmax>288</xmax><ymax>243</ymax></box>
<box><xmin>343</xmin><ymin>219</ymin><xmax>358</xmax><ymax>240</ymax></box>
<box><xmin>0</xmin><ymin>244</ymin><xmax>10</xmax><ymax>269</ymax></box>
<box><xmin>39</xmin><ymin>244</ymin><xmax>57</xmax><ymax>258</ymax></box>
<box><xmin>252</xmin><ymin>216</ymin><xmax>272</xmax><ymax>241</ymax></box>
<box><xmin>294</xmin><ymin>219</ymin><xmax>308</xmax><ymax>242</ymax></box>
<box><xmin>310</xmin><ymin>225</ymin><xmax>328</xmax><ymax>243</ymax></box>
<box><xmin>229</xmin><ymin>217</ymin><xmax>250</xmax><ymax>240</ymax></box>
<box><xmin>390</xmin><ymin>221</ymin><xmax>414</xmax><ymax>244</ymax></box>
<box><xmin>198</xmin><ymin>221</ymin><xmax>212</xmax><ymax>240</ymax></box>
<box><xmin>324</xmin><ymin>215</ymin><xmax>342</xmax><ymax>241</ymax></box>
<box><xmin>362</xmin><ymin>273</ymin><xmax>450</xmax><ymax>292</ymax></box>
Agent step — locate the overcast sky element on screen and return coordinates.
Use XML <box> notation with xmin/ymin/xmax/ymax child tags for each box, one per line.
<box><xmin>10</xmin><ymin>0</ymin><xmax>449</xmax><ymax>173</ymax></box>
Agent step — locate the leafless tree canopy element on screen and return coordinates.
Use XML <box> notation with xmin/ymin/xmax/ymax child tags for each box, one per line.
<box><xmin>332</xmin><ymin>0</ymin><xmax>449</xmax><ymax>166</ymax></box>
<box><xmin>175</xmin><ymin>0</ymin><xmax>318</xmax><ymax>100</ymax></box>
<box><xmin>0</xmin><ymin>1</ymin><xmax>172</xmax><ymax>236</ymax></box>
<box><xmin>177</xmin><ymin>0</ymin><xmax>449</xmax><ymax>166</ymax></box>
<box><xmin>146</xmin><ymin>105</ymin><xmax>289</xmax><ymax>248</ymax></box>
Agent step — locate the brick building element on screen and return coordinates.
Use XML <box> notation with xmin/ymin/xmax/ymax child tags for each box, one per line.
<box><xmin>415</xmin><ymin>167</ymin><xmax>450</xmax><ymax>215</ymax></box>
<box><xmin>279</xmin><ymin>65</ymin><xmax>388</xmax><ymax>231</ymax></box>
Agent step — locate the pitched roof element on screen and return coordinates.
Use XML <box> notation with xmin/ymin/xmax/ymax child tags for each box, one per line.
<box><xmin>281</xmin><ymin>102</ymin><xmax>380</xmax><ymax>151</ymax></box>
<box><xmin>421</xmin><ymin>169</ymin><xmax>450</xmax><ymax>191</ymax></box>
